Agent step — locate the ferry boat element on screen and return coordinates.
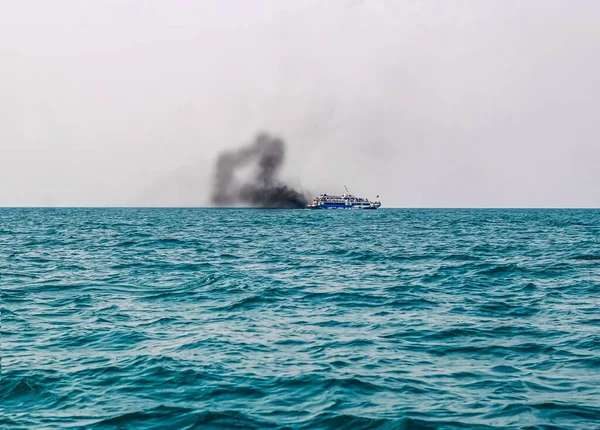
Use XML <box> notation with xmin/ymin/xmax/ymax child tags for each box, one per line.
<box><xmin>307</xmin><ymin>187</ymin><xmax>381</xmax><ymax>210</ymax></box>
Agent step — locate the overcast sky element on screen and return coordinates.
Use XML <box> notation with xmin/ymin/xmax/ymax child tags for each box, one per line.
<box><xmin>2</xmin><ymin>0</ymin><xmax>599</xmax><ymax>207</ymax></box>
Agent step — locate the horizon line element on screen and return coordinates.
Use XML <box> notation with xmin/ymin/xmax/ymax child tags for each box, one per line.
<box><xmin>1</xmin><ymin>206</ymin><xmax>599</xmax><ymax>210</ymax></box>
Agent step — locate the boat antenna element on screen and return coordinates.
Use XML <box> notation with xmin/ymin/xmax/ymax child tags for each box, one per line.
<box><xmin>344</xmin><ymin>185</ymin><xmax>349</xmax><ymax>194</ymax></box>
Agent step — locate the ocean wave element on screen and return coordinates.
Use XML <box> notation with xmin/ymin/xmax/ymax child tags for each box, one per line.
<box><xmin>89</xmin><ymin>406</ymin><xmax>279</xmax><ymax>430</ymax></box>
<box><xmin>2</xmin><ymin>208</ymin><xmax>599</xmax><ymax>429</ymax></box>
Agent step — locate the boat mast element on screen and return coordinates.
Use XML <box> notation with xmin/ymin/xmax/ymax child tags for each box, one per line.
<box><xmin>344</xmin><ymin>185</ymin><xmax>350</xmax><ymax>206</ymax></box>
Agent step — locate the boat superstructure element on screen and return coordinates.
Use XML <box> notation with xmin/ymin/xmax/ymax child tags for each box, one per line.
<box><xmin>307</xmin><ymin>187</ymin><xmax>381</xmax><ymax>210</ymax></box>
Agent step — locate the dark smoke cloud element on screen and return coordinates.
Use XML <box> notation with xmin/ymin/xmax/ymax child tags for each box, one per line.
<box><xmin>211</xmin><ymin>132</ymin><xmax>309</xmax><ymax>208</ymax></box>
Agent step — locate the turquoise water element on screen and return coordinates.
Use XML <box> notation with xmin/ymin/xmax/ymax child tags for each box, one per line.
<box><xmin>2</xmin><ymin>208</ymin><xmax>599</xmax><ymax>429</ymax></box>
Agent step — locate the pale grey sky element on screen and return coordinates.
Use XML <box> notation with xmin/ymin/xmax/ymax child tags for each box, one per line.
<box><xmin>2</xmin><ymin>0</ymin><xmax>599</xmax><ymax>207</ymax></box>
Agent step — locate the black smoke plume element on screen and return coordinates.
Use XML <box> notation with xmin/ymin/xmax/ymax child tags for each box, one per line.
<box><xmin>211</xmin><ymin>132</ymin><xmax>309</xmax><ymax>208</ymax></box>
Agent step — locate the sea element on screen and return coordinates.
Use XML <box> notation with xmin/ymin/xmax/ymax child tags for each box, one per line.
<box><xmin>2</xmin><ymin>208</ymin><xmax>599</xmax><ymax>429</ymax></box>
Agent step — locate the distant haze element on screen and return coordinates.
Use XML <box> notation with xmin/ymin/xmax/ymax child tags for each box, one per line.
<box><xmin>2</xmin><ymin>1</ymin><xmax>599</xmax><ymax>207</ymax></box>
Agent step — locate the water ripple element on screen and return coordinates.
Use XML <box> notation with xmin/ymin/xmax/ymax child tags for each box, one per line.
<box><xmin>2</xmin><ymin>208</ymin><xmax>599</xmax><ymax>429</ymax></box>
